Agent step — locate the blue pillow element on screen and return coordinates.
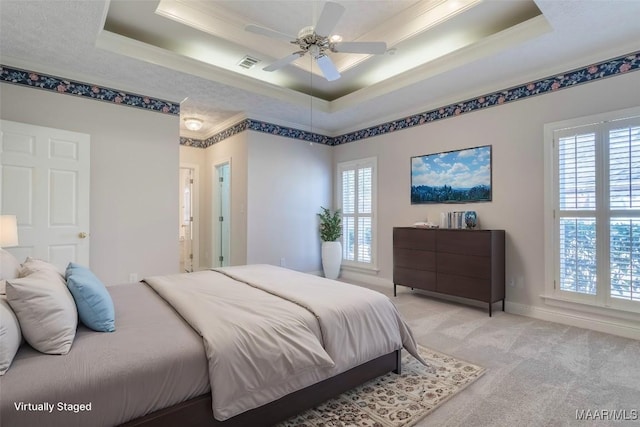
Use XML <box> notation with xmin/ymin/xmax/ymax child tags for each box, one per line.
<box><xmin>65</xmin><ymin>263</ymin><xmax>115</xmax><ymax>332</ymax></box>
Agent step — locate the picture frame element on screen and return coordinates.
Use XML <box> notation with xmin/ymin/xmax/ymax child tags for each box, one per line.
<box><xmin>411</xmin><ymin>145</ymin><xmax>492</xmax><ymax>204</ymax></box>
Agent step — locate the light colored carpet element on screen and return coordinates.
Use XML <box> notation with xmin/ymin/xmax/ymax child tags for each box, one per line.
<box><xmin>358</xmin><ymin>282</ymin><xmax>640</xmax><ymax>427</ymax></box>
<box><xmin>279</xmin><ymin>346</ymin><xmax>485</xmax><ymax>427</ymax></box>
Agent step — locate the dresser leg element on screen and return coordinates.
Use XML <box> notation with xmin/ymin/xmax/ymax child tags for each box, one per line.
<box><xmin>489</xmin><ymin>302</ymin><xmax>492</xmax><ymax>317</ymax></box>
<box><xmin>393</xmin><ymin>284</ymin><xmax>396</xmax><ymax>297</ymax></box>
<box><xmin>502</xmin><ymin>299</ymin><xmax>505</xmax><ymax>312</ymax></box>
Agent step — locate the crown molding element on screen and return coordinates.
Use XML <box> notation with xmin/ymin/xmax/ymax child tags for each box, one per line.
<box><xmin>4</xmin><ymin>49</ymin><xmax>639</xmax><ymax>148</ymax></box>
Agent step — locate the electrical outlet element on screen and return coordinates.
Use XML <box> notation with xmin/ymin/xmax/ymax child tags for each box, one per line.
<box><xmin>280</xmin><ymin>258</ymin><xmax>286</xmax><ymax>267</ymax></box>
<box><xmin>129</xmin><ymin>273</ymin><xmax>138</xmax><ymax>283</ymax></box>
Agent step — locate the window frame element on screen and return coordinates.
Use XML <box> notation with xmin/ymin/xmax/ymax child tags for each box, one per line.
<box><xmin>336</xmin><ymin>157</ymin><xmax>378</xmax><ymax>271</ymax></box>
<box><xmin>544</xmin><ymin>106</ymin><xmax>640</xmax><ymax>314</ymax></box>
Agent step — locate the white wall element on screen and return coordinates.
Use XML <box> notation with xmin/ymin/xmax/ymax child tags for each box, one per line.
<box><xmin>182</xmin><ymin>132</ymin><xmax>251</xmax><ymax>268</ymax></box>
<box><xmin>1</xmin><ymin>84</ymin><xmax>180</xmax><ymax>285</ymax></box>
<box><xmin>246</xmin><ymin>132</ymin><xmax>333</xmax><ymax>273</ymax></box>
<box><xmin>333</xmin><ymin>71</ymin><xmax>640</xmax><ymax>337</ymax></box>
<box><xmin>179</xmin><ymin>145</ymin><xmax>206</xmax><ymax>270</ymax></box>
<box><xmin>180</xmin><ymin>130</ymin><xmax>332</xmax><ymax>273</ymax></box>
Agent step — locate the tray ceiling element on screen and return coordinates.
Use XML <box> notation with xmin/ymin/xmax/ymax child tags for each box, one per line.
<box><xmin>1</xmin><ymin>1</ymin><xmax>640</xmax><ymax>138</ymax></box>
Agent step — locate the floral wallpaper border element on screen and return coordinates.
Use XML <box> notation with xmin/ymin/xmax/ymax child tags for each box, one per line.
<box><xmin>0</xmin><ymin>65</ymin><xmax>180</xmax><ymax>115</ymax></box>
<box><xmin>332</xmin><ymin>50</ymin><xmax>640</xmax><ymax>146</ymax></box>
<box><xmin>3</xmin><ymin>50</ymin><xmax>639</xmax><ymax>148</ymax></box>
<box><xmin>181</xmin><ymin>118</ymin><xmax>333</xmax><ymax>149</ymax></box>
<box><xmin>182</xmin><ymin>50</ymin><xmax>639</xmax><ymax>148</ymax></box>
<box><xmin>181</xmin><ymin>120</ymin><xmax>249</xmax><ymax>148</ymax></box>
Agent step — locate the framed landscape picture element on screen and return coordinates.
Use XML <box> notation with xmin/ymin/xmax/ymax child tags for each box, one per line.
<box><xmin>411</xmin><ymin>145</ymin><xmax>492</xmax><ymax>204</ymax></box>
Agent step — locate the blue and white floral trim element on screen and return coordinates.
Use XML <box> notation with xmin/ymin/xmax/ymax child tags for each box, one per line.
<box><xmin>181</xmin><ymin>120</ymin><xmax>249</xmax><ymax>148</ymax></box>
<box><xmin>246</xmin><ymin>119</ymin><xmax>333</xmax><ymax>145</ymax></box>
<box><xmin>3</xmin><ymin>51</ymin><xmax>638</xmax><ymax>146</ymax></box>
<box><xmin>184</xmin><ymin>50</ymin><xmax>639</xmax><ymax>147</ymax></box>
<box><xmin>182</xmin><ymin>119</ymin><xmax>333</xmax><ymax>148</ymax></box>
<box><xmin>332</xmin><ymin>51</ymin><xmax>640</xmax><ymax>145</ymax></box>
<box><xmin>0</xmin><ymin>65</ymin><xmax>180</xmax><ymax>115</ymax></box>
<box><xmin>179</xmin><ymin>137</ymin><xmax>207</xmax><ymax>148</ymax></box>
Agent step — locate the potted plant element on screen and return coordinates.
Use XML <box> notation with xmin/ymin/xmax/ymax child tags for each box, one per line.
<box><xmin>317</xmin><ymin>207</ymin><xmax>342</xmax><ymax>279</ymax></box>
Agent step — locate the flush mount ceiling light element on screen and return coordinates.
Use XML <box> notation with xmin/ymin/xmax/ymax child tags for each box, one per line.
<box><xmin>183</xmin><ymin>117</ymin><xmax>203</xmax><ymax>131</ymax></box>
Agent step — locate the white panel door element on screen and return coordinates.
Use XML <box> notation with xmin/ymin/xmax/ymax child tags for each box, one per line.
<box><xmin>0</xmin><ymin>120</ymin><xmax>90</xmax><ymax>272</ymax></box>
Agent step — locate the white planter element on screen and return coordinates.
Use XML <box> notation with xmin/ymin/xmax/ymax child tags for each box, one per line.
<box><xmin>321</xmin><ymin>241</ymin><xmax>342</xmax><ymax>280</ymax></box>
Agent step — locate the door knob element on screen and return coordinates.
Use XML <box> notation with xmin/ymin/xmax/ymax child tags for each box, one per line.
<box><xmin>78</xmin><ymin>232</ymin><xmax>88</xmax><ymax>239</ymax></box>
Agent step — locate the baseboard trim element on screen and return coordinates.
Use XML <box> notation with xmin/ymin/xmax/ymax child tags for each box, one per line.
<box><xmin>340</xmin><ymin>272</ymin><xmax>640</xmax><ymax>340</ymax></box>
<box><xmin>340</xmin><ymin>270</ymin><xmax>391</xmax><ymax>288</ymax></box>
<box><xmin>506</xmin><ymin>301</ymin><xmax>640</xmax><ymax>340</ymax></box>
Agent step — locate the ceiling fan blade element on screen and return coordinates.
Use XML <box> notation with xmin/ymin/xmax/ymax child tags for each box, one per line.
<box><xmin>332</xmin><ymin>41</ymin><xmax>388</xmax><ymax>55</ymax></box>
<box><xmin>263</xmin><ymin>52</ymin><xmax>305</xmax><ymax>72</ymax></box>
<box><xmin>314</xmin><ymin>1</ymin><xmax>345</xmax><ymax>37</ymax></box>
<box><xmin>316</xmin><ymin>55</ymin><xmax>341</xmax><ymax>81</ymax></box>
<box><xmin>245</xmin><ymin>24</ymin><xmax>295</xmax><ymax>43</ymax></box>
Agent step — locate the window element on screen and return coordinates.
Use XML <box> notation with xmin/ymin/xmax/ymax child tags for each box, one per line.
<box><xmin>546</xmin><ymin>107</ymin><xmax>640</xmax><ymax>312</ymax></box>
<box><xmin>338</xmin><ymin>157</ymin><xmax>377</xmax><ymax>268</ymax></box>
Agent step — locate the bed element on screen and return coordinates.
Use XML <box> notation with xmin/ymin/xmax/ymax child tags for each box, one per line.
<box><xmin>0</xmin><ymin>264</ymin><xmax>422</xmax><ymax>427</ymax></box>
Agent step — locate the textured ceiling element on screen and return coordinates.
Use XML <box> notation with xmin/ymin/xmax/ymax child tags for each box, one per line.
<box><xmin>1</xmin><ymin>1</ymin><xmax>640</xmax><ymax>138</ymax></box>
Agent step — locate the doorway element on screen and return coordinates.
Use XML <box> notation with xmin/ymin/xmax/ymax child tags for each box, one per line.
<box><xmin>213</xmin><ymin>161</ymin><xmax>231</xmax><ymax>267</ymax></box>
<box><xmin>179</xmin><ymin>166</ymin><xmax>197</xmax><ymax>272</ymax></box>
<box><xmin>1</xmin><ymin>120</ymin><xmax>90</xmax><ymax>271</ymax></box>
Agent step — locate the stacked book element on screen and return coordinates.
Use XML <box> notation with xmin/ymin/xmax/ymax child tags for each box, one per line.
<box><xmin>440</xmin><ymin>211</ymin><xmax>478</xmax><ymax>229</ymax></box>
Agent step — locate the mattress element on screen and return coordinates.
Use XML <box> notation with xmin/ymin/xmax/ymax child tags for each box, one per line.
<box><xmin>0</xmin><ymin>281</ymin><xmax>210</xmax><ymax>427</ymax></box>
<box><xmin>144</xmin><ymin>265</ymin><xmax>423</xmax><ymax>421</ymax></box>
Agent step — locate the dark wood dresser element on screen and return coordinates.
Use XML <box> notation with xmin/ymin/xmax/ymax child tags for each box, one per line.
<box><xmin>393</xmin><ymin>227</ymin><xmax>505</xmax><ymax>316</ymax></box>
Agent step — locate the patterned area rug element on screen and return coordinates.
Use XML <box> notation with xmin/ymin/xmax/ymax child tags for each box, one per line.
<box><xmin>279</xmin><ymin>346</ymin><xmax>485</xmax><ymax>427</ymax></box>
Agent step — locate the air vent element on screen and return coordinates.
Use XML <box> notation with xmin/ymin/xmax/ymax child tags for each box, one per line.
<box><xmin>237</xmin><ymin>55</ymin><xmax>260</xmax><ymax>69</ymax></box>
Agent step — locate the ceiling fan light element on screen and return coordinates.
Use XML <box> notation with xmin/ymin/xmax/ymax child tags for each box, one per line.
<box><xmin>184</xmin><ymin>117</ymin><xmax>203</xmax><ymax>131</ymax></box>
<box><xmin>329</xmin><ymin>34</ymin><xmax>342</xmax><ymax>43</ymax></box>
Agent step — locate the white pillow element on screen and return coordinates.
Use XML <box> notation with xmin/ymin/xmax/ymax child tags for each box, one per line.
<box><xmin>19</xmin><ymin>257</ymin><xmax>63</xmax><ymax>278</ymax></box>
<box><xmin>0</xmin><ymin>295</ymin><xmax>21</xmax><ymax>375</ymax></box>
<box><xmin>6</xmin><ymin>269</ymin><xmax>77</xmax><ymax>355</ymax></box>
<box><xmin>0</xmin><ymin>249</ymin><xmax>22</xmax><ymax>290</ymax></box>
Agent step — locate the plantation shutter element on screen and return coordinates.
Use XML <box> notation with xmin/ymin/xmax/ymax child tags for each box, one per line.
<box><xmin>609</xmin><ymin>126</ymin><xmax>640</xmax><ymax>209</ymax></box>
<box><xmin>338</xmin><ymin>158</ymin><xmax>376</xmax><ymax>266</ymax></box>
<box><xmin>357</xmin><ymin>167</ymin><xmax>372</xmax><ymax>263</ymax></box>
<box><xmin>557</xmin><ymin>132</ymin><xmax>597</xmax><ymax>295</ymax></box>
<box><xmin>608</xmin><ymin>125</ymin><xmax>640</xmax><ymax>301</ymax></box>
<box><xmin>553</xmin><ymin>115</ymin><xmax>640</xmax><ymax>308</ymax></box>
<box><xmin>342</xmin><ymin>169</ymin><xmax>355</xmax><ymax>261</ymax></box>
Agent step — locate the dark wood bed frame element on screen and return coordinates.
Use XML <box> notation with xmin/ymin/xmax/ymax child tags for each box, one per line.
<box><xmin>121</xmin><ymin>349</ymin><xmax>401</xmax><ymax>427</ymax></box>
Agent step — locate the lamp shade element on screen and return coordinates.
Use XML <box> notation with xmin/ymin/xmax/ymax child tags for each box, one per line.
<box><xmin>0</xmin><ymin>215</ymin><xmax>19</xmax><ymax>247</ymax></box>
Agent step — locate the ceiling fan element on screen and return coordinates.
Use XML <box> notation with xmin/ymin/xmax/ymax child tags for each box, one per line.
<box><xmin>245</xmin><ymin>1</ymin><xmax>387</xmax><ymax>81</ymax></box>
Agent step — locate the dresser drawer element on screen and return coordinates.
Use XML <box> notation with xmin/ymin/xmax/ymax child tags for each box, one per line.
<box><xmin>393</xmin><ymin>228</ymin><xmax>436</xmax><ymax>251</ymax></box>
<box><xmin>394</xmin><ymin>248</ymin><xmax>436</xmax><ymax>271</ymax></box>
<box><xmin>436</xmin><ymin>230</ymin><xmax>491</xmax><ymax>256</ymax></box>
<box><xmin>437</xmin><ymin>252</ymin><xmax>491</xmax><ymax>279</ymax></box>
<box><xmin>394</xmin><ymin>267</ymin><xmax>436</xmax><ymax>291</ymax></box>
<box><xmin>436</xmin><ymin>273</ymin><xmax>490</xmax><ymax>301</ymax></box>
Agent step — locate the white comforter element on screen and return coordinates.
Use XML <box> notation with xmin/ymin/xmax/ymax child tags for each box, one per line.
<box><xmin>144</xmin><ymin>264</ymin><xmax>422</xmax><ymax>421</ymax></box>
